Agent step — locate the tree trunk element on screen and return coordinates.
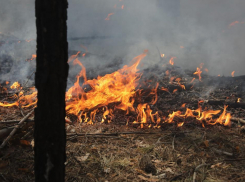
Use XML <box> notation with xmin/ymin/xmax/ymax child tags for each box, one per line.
<box><xmin>34</xmin><ymin>0</ymin><xmax>68</xmax><ymax>181</ymax></box>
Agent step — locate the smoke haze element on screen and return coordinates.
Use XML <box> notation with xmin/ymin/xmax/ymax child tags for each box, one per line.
<box><xmin>0</xmin><ymin>0</ymin><xmax>245</xmax><ymax>83</ymax></box>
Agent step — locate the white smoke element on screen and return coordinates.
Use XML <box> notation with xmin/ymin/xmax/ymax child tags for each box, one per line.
<box><xmin>0</xmin><ymin>0</ymin><xmax>245</xmax><ymax>84</ymax></box>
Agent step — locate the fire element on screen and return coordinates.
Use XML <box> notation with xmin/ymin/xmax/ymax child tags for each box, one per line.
<box><xmin>231</xmin><ymin>71</ymin><xmax>235</xmax><ymax>77</ymax></box>
<box><xmin>0</xmin><ymin>51</ymin><xmax>232</xmax><ymax>129</ymax></box>
<box><xmin>0</xmin><ymin>90</ymin><xmax>37</xmax><ymax>108</ymax></box>
<box><xmin>169</xmin><ymin>57</ymin><xmax>176</xmax><ymax>65</ymax></box>
<box><xmin>66</xmin><ymin>50</ymin><xmax>148</xmax><ymax>122</ymax></box>
<box><xmin>193</xmin><ymin>63</ymin><xmax>204</xmax><ymax>81</ymax></box>
<box><xmin>166</xmin><ymin>105</ymin><xmax>231</xmax><ymax>127</ymax></box>
<box><xmin>121</xmin><ymin>5</ymin><xmax>124</xmax><ymax>9</ymax></box>
<box><xmin>161</xmin><ymin>54</ymin><xmax>165</xmax><ymax>58</ymax></box>
<box><xmin>10</xmin><ymin>82</ymin><xmax>21</xmax><ymax>90</ymax></box>
<box><xmin>6</xmin><ymin>81</ymin><xmax>9</xmax><ymax>85</ymax></box>
<box><xmin>26</xmin><ymin>54</ymin><xmax>37</xmax><ymax>61</ymax></box>
<box><xmin>229</xmin><ymin>21</ymin><xmax>240</xmax><ymax>27</ymax></box>
<box><xmin>105</xmin><ymin>13</ymin><xmax>114</xmax><ymax>20</ymax></box>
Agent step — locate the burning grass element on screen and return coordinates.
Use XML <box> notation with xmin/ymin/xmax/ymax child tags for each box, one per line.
<box><xmin>0</xmin><ymin>50</ymin><xmax>245</xmax><ymax>181</ymax></box>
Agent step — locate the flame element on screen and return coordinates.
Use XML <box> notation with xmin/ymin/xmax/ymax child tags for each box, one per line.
<box><xmin>165</xmin><ymin>105</ymin><xmax>231</xmax><ymax>127</ymax></box>
<box><xmin>194</xmin><ymin>67</ymin><xmax>202</xmax><ymax>81</ymax></box>
<box><xmin>6</xmin><ymin>81</ymin><xmax>9</xmax><ymax>85</ymax></box>
<box><xmin>169</xmin><ymin>57</ymin><xmax>176</xmax><ymax>65</ymax></box>
<box><xmin>172</xmin><ymin>89</ymin><xmax>178</xmax><ymax>94</ymax></box>
<box><xmin>68</xmin><ymin>51</ymin><xmax>80</xmax><ymax>63</ymax></box>
<box><xmin>0</xmin><ymin>89</ymin><xmax>37</xmax><ymax>108</ymax></box>
<box><xmin>121</xmin><ymin>5</ymin><xmax>124</xmax><ymax>9</ymax></box>
<box><xmin>204</xmin><ymin>68</ymin><xmax>209</xmax><ymax>73</ymax></box>
<box><xmin>105</xmin><ymin>13</ymin><xmax>114</xmax><ymax>20</ymax></box>
<box><xmin>231</xmin><ymin>71</ymin><xmax>235</xmax><ymax>77</ymax></box>
<box><xmin>229</xmin><ymin>21</ymin><xmax>240</xmax><ymax>27</ymax></box>
<box><xmin>10</xmin><ymin>82</ymin><xmax>21</xmax><ymax>90</ymax></box>
<box><xmin>161</xmin><ymin>54</ymin><xmax>165</xmax><ymax>58</ymax></box>
<box><xmin>26</xmin><ymin>54</ymin><xmax>37</xmax><ymax>61</ymax></box>
<box><xmin>175</xmin><ymin>78</ymin><xmax>185</xmax><ymax>90</ymax></box>
<box><xmin>66</xmin><ymin>50</ymin><xmax>148</xmax><ymax>122</ymax></box>
<box><xmin>0</xmin><ymin>50</ymin><xmax>232</xmax><ymax>129</ymax></box>
<box><xmin>25</xmin><ymin>39</ymin><xmax>34</xmax><ymax>42</ymax></box>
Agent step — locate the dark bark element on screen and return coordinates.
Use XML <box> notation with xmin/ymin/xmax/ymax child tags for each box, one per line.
<box><xmin>34</xmin><ymin>0</ymin><xmax>68</xmax><ymax>181</ymax></box>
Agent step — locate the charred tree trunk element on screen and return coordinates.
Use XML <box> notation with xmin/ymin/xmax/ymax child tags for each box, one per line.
<box><xmin>34</xmin><ymin>0</ymin><xmax>68</xmax><ymax>181</ymax></box>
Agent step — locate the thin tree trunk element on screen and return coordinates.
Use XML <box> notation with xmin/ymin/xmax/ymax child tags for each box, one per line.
<box><xmin>34</xmin><ymin>0</ymin><xmax>68</xmax><ymax>181</ymax></box>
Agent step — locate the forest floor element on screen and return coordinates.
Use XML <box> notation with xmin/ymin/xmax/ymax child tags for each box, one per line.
<box><xmin>0</xmin><ymin>66</ymin><xmax>245</xmax><ymax>182</ymax></box>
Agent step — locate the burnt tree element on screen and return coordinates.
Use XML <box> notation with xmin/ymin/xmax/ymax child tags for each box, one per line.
<box><xmin>34</xmin><ymin>0</ymin><xmax>68</xmax><ymax>181</ymax></box>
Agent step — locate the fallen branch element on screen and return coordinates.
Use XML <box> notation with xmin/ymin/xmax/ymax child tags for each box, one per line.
<box><xmin>0</xmin><ymin>119</ymin><xmax>34</xmax><ymax>124</ymax></box>
<box><xmin>0</xmin><ymin>109</ymin><xmax>34</xmax><ymax>149</ymax></box>
<box><xmin>231</xmin><ymin>117</ymin><xmax>245</xmax><ymax>124</ymax></box>
<box><xmin>211</xmin><ymin>147</ymin><xmax>233</xmax><ymax>156</ymax></box>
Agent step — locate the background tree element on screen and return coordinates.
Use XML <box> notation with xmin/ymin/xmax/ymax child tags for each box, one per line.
<box><xmin>34</xmin><ymin>0</ymin><xmax>68</xmax><ymax>181</ymax></box>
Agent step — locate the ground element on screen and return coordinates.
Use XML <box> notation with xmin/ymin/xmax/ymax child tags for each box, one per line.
<box><xmin>0</xmin><ymin>66</ymin><xmax>245</xmax><ymax>181</ymax></box>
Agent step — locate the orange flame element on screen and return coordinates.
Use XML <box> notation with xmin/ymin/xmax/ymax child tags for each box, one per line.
<box><xmin>66</xmin><ymin>50</ymin><xmax>148</xmax><ymax>122</ymax></box>
<box><xmin>105</xmin><ymin>13</ymin><xmax>114</xmax><ymax>20</ymax></box>
<box><xmin>229</xmin><ymin>21</ymin><xmax>240</xmax><ymax>28</ymax></box>
<box><xmin>231</xmin><ymin>71</ymin><xmax>235</xmax><ymax>77</ymax></box>
<box><xmin>10</xmin><ymin>82</ymin><xmax>21</xmax><ymax>90</ymax></box>
<box><xmin>169</xmin><ymin>57</ymin><xmax>176</xmax><ymax>65</ymax></box>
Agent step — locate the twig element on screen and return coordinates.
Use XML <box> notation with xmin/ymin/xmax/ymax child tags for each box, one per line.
<box><xmin>231</xmin><ymin>117</ymin><xmax>245</xmax><ymax>124</ymax></box>
<box><xmin>193</xmin><ymin>163</ymin><xmax>209</xmax><ymax>182</ymax></box>
<box><xmin>0</xmin><ymin>109</ymin><xmax>34</xmax><ymax>149</ymax></box>
<box><xmin>172</xmin><ymin>135</ymin><xmax>175</xmax><ymax>150</ymax></box>
<box><xmin>224</xmin><ymin>158</ymin><xmax>245</xmax><ymax>161</ymax></box>
<box><xmin>0</xmin><ymin>119</ymin><xmax>34</xmax><ymax>124</ymax></box>
<box><xmin>211</xmin><ymin>147</ymin><xmax>233</xmax><ymax>156</ymax></box>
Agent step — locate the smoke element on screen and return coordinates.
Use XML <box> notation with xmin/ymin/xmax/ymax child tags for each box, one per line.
<box><xmin>0</xmin><ymin>0</ymin><xmax>245</xmax><ymax>84</ymax></box>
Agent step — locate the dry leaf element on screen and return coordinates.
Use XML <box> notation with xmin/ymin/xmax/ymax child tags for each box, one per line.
<box><xmin>31</xmin><ymin>140</ymin><xmax>35</xmax><ymax>148</ymax></box>
<box><xmin>211</xmin><ymin>162</ymin><xmax>223</xmax><ymax>168</ymax></box>
<box><xmin>164</xmin><ymin>167</ymin><xmax>174</xmax><ymax>174</ymax></box>
<box><xmin>75</xmin><ymin>153</ymin><xmax>90</xmax><ymax>162</ymax></box>
<box><xmin>18</xmin><ymin>168</ymin><xmax>29</xmax><ymax>172</ymax></box>
<box><xmin>138</xmin><ymin>175</ymin><xmax>159</xmax><ymax>182</ymax></box>
<box><xmin>20</xmin><ymin>140</ymin><xmax>31</xmax><ymax>146</ymax></box>
<box><xmin>204</xmin><ymin>140</ymin><xmax>209</xmax><ymax>147</ymax></box>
